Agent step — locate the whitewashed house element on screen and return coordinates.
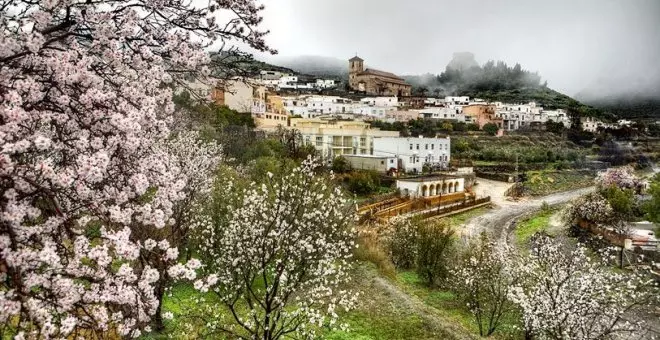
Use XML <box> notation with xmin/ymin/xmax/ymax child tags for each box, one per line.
<box><xmin>373</xmin><ymin>136</ymin><xmax>451</xmax><ymax>174</ymax></box>
<box><xmin>360</xmin><ymin>96</ymin><xmax>400</xmax><ymax>107</ymax></box>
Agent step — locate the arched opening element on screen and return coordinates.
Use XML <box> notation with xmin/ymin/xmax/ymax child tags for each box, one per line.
<box><xmin>442</xmin><ymin>183</ymin><xmax>447</xmax><ymax>194</ymax></box>
<box><xmin>455</xmin><ymin>181</ymin><xmax>460</xmax><ymax>192</ymax></box>
<box><xmin>402</xmin><ymin>188</ymin><xmax>409</xmax><ymax>197</ymax></box>
<box><xmin>429</xmin><ymin>184</ymin><xmax>435</xmax><ymax>197</ymax></box>
<box><xmin>421</xmin><ymin>185</ymin><xmax>428</xmax><ymax>197</ymax></box>
<box><xmin>448</xmin><ymin>182</ymin><xmax>454</xmax><ymax>193</ymax></box>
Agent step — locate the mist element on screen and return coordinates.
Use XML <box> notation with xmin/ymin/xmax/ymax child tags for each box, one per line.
<box><xmin>255</xmin><ymin>0</ymin><xmax>660</xmax><ymax>100</ymax></box>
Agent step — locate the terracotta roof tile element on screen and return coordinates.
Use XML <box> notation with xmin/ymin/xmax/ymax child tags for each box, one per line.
<box><xmin>359</xmin><ymin>68</ymin><xmax>404</xmax><ymax>80</ymax></box>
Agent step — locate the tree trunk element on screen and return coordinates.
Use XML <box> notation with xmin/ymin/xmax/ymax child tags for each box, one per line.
<box><xmin>153</xmin><ymin>281</ymin><xmax>167</xmax><ymax>332</ymax></box>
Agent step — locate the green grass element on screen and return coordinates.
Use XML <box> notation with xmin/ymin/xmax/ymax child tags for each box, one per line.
<box><xmin>444</xmin><ymin>207</ymin><xmax>489</xmax><ymax>228</ymax></box>
<box><xmin>395</xmin><ymin>271</ymin><xmax>521</xmax><ymax>339</ymax></box>
<box><xmin>324</xmin><ymin>312</ymin><xmax>436</xmax><ymax>340</ymax></box>
<box><xmin>395</xmin><ymin>271</ymin><xmax>475</xmax><ymax>333</ymax></box>
<box><xmin>524</xmin><ymin>170</ymin><xmax>593</xmax><ymax>196</ymax></box>
<box><xmin>321</xmin><ymin>264</ymin><xmax>458</xmax><ymax>340</ymax></box>
<box><xmin>514</xmin><ymin>209</ymin><xmax>555</xmax><ymax>246</ymax></box>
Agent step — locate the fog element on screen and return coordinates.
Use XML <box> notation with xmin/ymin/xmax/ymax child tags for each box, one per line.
<box><xmin>255</xmin><ymin>0</ymin><xmax>660</xmax><ymax>100</ymax></box>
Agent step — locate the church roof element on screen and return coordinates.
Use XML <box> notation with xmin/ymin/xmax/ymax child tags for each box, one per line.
<box><xmin>359</xmin><ymin>68</ymin><xmax>405</xmax><ymax>81</ymax></box>
<box><xmin>349</xmin><ymin>56</ymin><xmax>364</xmax><ymax>62</ymax></box>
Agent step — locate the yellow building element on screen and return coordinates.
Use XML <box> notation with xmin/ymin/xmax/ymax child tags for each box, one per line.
<box><xmin>210</xmin><ymin>79</ymin><xmax>266</xmax><ymax>113</ymax></box>
<box><xmin>289</xmin><ymin>118</ymin><xmax>399</xmax><ymax>158</ymax></box>
<box><xmin>254</xmin><ymin>111</ymin><xmax>289</xmax><ymax>130</ymax></box>
<box><xmin>266</xmin><ymin>94</ymin><xmax>286</xmax><ymax>114</ymax></box>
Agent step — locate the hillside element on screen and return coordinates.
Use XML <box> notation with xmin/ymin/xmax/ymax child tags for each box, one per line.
<box><xmin>575</xmin><ymin>71</ymin><xmax>660</xmax><ymax>119</ymax></box>
<box><xmin>263</xmin><ymin>55</ymin><xmax>347</xmax><ymax>78</ymax></box>
<box><xmin>578</xmin><ymin>95</ymin><xmax>660</xmax><ymax>120</ymax></box>
<box><xmin>256</xmin><ymin>53</ymin><xmax>612</xmax><ymax>119</ymax></box>
<box><xmin>402</xmin><ymin>53</ymin><xmax>612</xmax><ymax>120</ymax></box>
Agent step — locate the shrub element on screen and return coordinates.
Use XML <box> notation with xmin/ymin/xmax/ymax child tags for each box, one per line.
<box><xmin>346</xmin><ymin>170</ymin><xmax>381</xmax><ymax>196</ymax></box>
<box><xmin>331</xmin><ymin>156</ymin><xmax>352</xmax><ymax>174</ymax></box>
<box><xmin>415</xmin><ymin>221</ymin><xmax>455</xmax><ymax>287</ymax></box>
<box><xmin>599</xmin><ymin>185</ymin><xmax>636</xmax><ymax>221</ymax></box>
<box><xmin>384</xmin><ymin>217</ymin><xmax>419</xmax><ymax>269</ymax></box>
<box><xmin>482</xmin><ymin>123</ymin><xmax>499</xmax><ymax>136</ymax></box>
<box><xmin>354</xmin><ymin>228</ymin><xmax>397</xmax><ymax>279</ymax></box>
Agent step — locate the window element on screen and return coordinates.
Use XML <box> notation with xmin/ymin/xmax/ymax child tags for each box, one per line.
<box><xmin>409</xmin><ymin>144</ymin><xmax>413</xmax><ymax>150</ymax></box>
<box><xmin>380</xmin><ymin>161</ymin><xmax>384</xmax><ymax>165</ymax></box>
<box><xmin>431</xmin><ymin>144</ymin><xmax>434</xmax><ymax>150</ymax></box>
<box><xmin>390</xmin><ymin>159</ymin><xmax>394</xmax><ymax>164</ymax></box>
<box><xmin>416</xmin><ymin>144</ymin><xmax>419</xmax><ymax>150</ymax></box>
<box><xmin>425</xmin><ymin>144</ymin><xmax>428</xmax><ymax>150</ymax></box>
<box><xmin>409</xmin><ymin>156</ymin><xmax>413</xmax><ymax>162</ymax></box>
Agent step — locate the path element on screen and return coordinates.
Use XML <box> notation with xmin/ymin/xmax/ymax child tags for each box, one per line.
<box><xmin>461</xmin><ymin>178</ymin><xmax>594</xmax><ymax>240</ymax></box>
<box><xmin>367</xmin><ymin>273</ymin><xmax>479</xmax><ymax>340</ymax></box>
<box><xmin>461</xmin><ymin>179</ymin><xmax>660</xmax><ymax>339</ymax></box>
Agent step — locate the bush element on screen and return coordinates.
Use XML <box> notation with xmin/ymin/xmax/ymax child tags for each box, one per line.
<box><xmin>467</xmin><ymin>123</ymin><xmax>480</xmax><ymax>131</ymax></box>
<box><xmin>416</xmin><ymin>221</ymin><xmax>455</xmax><ymax>287</ymax></box>
<box><xmin>384</xmin><ymin>218</ymin><xmax>419</xmax><ymax>269</ymax></box>
<box><xmin>354</xmin><ymin>228</ymin><xmax>396</xmax><ymax>279</ymax></box>
<box><xmin>384</xmin><ymin>218</ymin><xmax>455</xmax><ymax>287</ymax></box>
<box><xmin>345</xmin><ymin>170</ymin><xmax>381</xmax><ymax>196</ymax></box>
<box><xmin>331</xmin><ymin>156</ymin><xmax>352</xmax><ymax>174</ymax></box>
<box><xmin>482</xmin><ymin>123</ymin><xmax>499</xmax><ymax>136</ymax></box>
<box><xmin>600</xmin><ymin>185</ymin><xmax>636</xmax><ymax>221</ymax></box>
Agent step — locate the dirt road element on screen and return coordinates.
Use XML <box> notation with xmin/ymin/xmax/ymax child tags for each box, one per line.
<box><xmin>461</xmin><ymin>179</ymin><xmax>594</xmax><ymax>240</ymax></box>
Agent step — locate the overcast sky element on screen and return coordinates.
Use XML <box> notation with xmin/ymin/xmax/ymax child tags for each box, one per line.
<box><xmin>254</xmin><ymin>0</ymin><xmax>660</xmax><ymax>97</ymax></box>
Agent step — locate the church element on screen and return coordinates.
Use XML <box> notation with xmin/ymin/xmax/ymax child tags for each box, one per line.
<box><xmin>348</xmin><ymin>56</ymin><xmax>412</xmax><ymax>97</ymax></box>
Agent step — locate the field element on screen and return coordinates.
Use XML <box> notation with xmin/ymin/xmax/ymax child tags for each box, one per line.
<box><xmin>142</xmin><ymin>208</ymin><xmax>500</xmax><ymax>340</ymax></box>
<box><xmin>513</xmin><ymin>208</ymin><xmax>557</xmax><ymax>246</ymax></box>
<box><xmin>523</xmin><ymin>170</ymin><xmax>594</xmax><ymax>196</ymax></box>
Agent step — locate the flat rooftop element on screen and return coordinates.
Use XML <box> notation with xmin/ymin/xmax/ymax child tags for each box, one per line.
<box><xmin>397</xmin><ymin>175</ymin><xmax>460</xmax><ymax>182</ymax></box>
<box><xmin>343</xmin><ymin>154</ymin><xmax>394</xmax><ymax>159</ymax></box>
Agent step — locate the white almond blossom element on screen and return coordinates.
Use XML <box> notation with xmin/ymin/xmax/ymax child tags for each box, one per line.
<box><xmin>174</xmin><ymin>158</ymin><xmax>358</xmax><ymax>339</ymax></box>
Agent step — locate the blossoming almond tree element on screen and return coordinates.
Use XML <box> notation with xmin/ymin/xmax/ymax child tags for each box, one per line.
<box><xmin>453</xmin><ymin>233</ymin><xmax>517</xmax><ymax>337</ymax></box>
<box><xmin>0</xmin><ymin>0</ymin><xmax>270</xmax><ymax>337</ymax></box>
<box><xmin>508</xmin><ymin>235</ymin><xmax>657</xmax><ymax>340</ymax></box>
<box><xmin>596</xmin><ymin>166</ymin><xmax>641</xmax><ymax>191</ymax></box>
<box><xmin>172</xmin><ymin>159</ymin><xmax>358</xmax><ymax>339</ymax></box>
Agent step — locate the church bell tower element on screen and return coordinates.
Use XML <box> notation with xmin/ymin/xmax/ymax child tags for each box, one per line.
<box><xmin>348</xmin><ymin>55</ymin><xmax>364</xmax><ymax>90</ymax></box>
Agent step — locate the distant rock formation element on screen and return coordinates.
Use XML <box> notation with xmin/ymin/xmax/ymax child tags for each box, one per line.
<box><xmin>446</xmin><ymin>52</ymin><xmax>479</xmax><ymax>71</ymax></box>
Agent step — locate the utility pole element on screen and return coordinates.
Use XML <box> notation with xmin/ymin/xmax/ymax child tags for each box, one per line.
<box><xmin>514</xmin><ymin>154</ymin><xmax>520</xmax><ymax>197</ymax></box>
<box><xmin>515</xmin><ymin>154</ymin><xmax>519</xmax><ymax>180</ymax></box>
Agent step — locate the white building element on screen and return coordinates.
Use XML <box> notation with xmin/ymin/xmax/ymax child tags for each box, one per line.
<box><xmin>396</xmin><ymin>176</ymin><xmax>465</xmax><ymax>198</ymax></box>
<box><xmin>355</xmin><ymin>105</ymin><xmax>397</xmax><ymax>119</ymax></box>
<box><xmin>618</xmin><ymin>119</ymin><xmax>634</xmax><ymax>127</ymax></box>
<box><xmin>444</xmin><ymin>96</ymin><xmax>470</xmax><ymax>105</ymax></box>
<box><xmin>343</xmin><ymin>154</ymin><xmax>398</xmax><ymax>173</ymax></box>
<box><xmin>360</xmin><ymin>96</ymin><xmax>400</xmax><ymax>107</ymax></box>
<box><xmin>373</xmin><ymin>136</ymin><xmax>451</xmax><ymax>174</ymax></box>
<box><xmin>581</xmin><ymin>117</ymin><xmax>603</xmax><ymax>132</ymax></box>
<box><xmin>259</xmin><ymin>70</ymin><xmax>288</xmax><ymax>80</ymax></box>
<box><xmin>278</xmin><ymin>75</ymin><xmax>299</xmax><ymax>90</ymax></box>
<box><xmin>414</xmin><ymin>107</ymin><xmax>466</xmax><ymax>122</ymax></box>
<box><xmin>316</xmin><ymin>79</ymin><xmax>338</xmax><ymax>89</ymax></box>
